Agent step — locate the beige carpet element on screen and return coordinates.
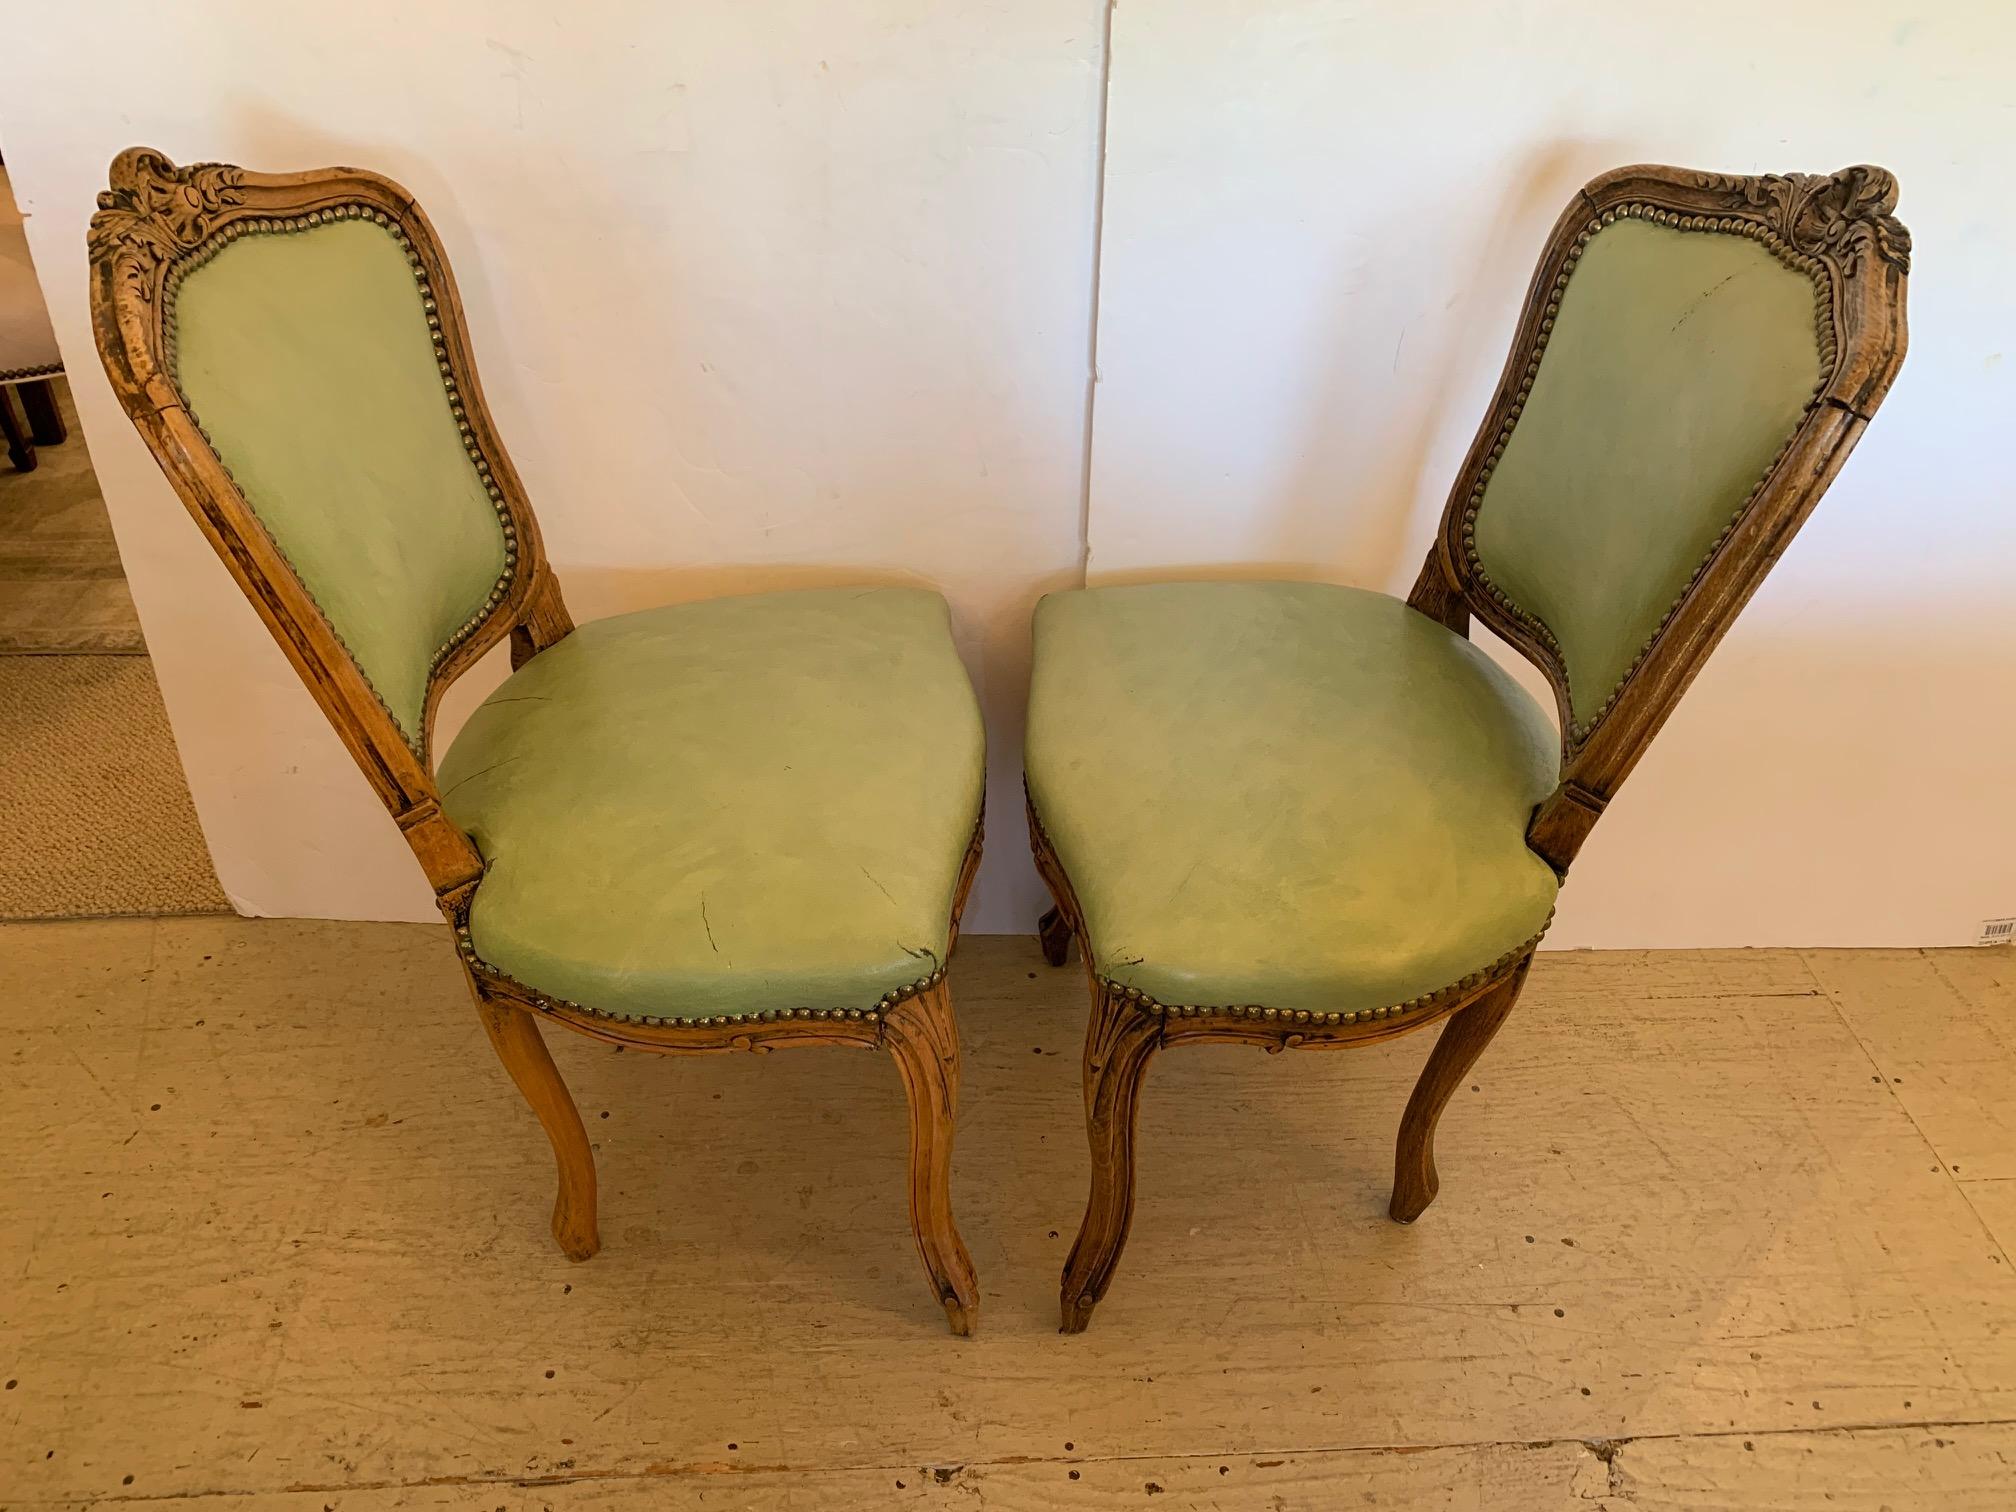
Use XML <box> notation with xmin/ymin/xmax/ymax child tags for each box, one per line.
<box><xmin>1</xmin><ymin>173</ymin><xmax>222</xmax><ymax>919</ymax></box>
<box><xmin>0</xmin><ymin>654</ymin><xmax>229</xmax><ymax>918</ymax></box>
<box><xmin>0</xmin><ymin>380</ymin><xmax>145</xmax><ymax>653</ymax></box>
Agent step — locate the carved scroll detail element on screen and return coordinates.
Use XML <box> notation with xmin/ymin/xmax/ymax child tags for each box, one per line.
<box><xmin>1694</xmin><ymin>164</ymin><xmax>1911</xmax><ymax>274</ymax></box>
<box><xmin>88</xmin><ymin>150</ymin><xmax>248</xmax><ymax>329</ymax></box>
<box><xmin>89</xmin><ymin>150</ymin><xmax>246</xmax><ymax>263</ymax></box>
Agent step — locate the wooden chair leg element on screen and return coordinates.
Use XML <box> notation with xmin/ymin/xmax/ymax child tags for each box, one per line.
<box><xmin>1060</xmin><ymin>981</ymin><xmax>1161</xmax><ymax>1333</ymax></box>
<box><xmin>476</xmin><ymin>999</ymin><xmax>601</xmax><ymax>1261</ymax></box>
<box><xmin>1037</xmin><ymin>906</ymin><xmax>1073</xmax><ymax>967</ymax></box>
<box><xmin>18</xmin><ymin>380</ymin><xmax>65</xmax><ymax>445</ymax></box>
<box><xmin>0</xmin><ymin>387</ymin><xmax>35</xmax><ymax>472</ymax></box>
<box><xmin>884</xmin><ymin>982</ymin><xmax>980</xmax><ymax>1336</ymax></box>
<box><xmin>1390</xmin><ymin>956</ymin><xmax>1531</xmax><ymax>1224</ymax></box>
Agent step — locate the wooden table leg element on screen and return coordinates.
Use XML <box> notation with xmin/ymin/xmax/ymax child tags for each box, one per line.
<box><xmin>18</xmin><ymin>379</ymin><xmax>65</xmax><ymax>445</ymax></box>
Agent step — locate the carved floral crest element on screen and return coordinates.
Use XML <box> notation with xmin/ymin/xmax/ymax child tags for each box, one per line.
<box><xmin>87</xmin><ymin>150</ymin><xmax>246</xmax><ymax>279</ymax></box>
<box><xmin>1695</xmin><ymin>164</ymin><xmax>1911</xmax><ymax>274</ymax></box>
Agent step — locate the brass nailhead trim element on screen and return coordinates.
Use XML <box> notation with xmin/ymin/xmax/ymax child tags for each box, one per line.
<box><xmin>451</xmin><ymin>920</ymin><xmax>935</xmax><ymax>1028</ymax></box>
<box><xmin>1032</xmin><ymin>742</ymin><xmax>1556</xmax><ymax>1032</ymax></box>
<box><xmin>1462</xmin><ymin>203</ymin><xmax>1836</xmax><ymax>748</ymax></box>
<box><xmin>0</xmin><ymin>361</ymin><xmax>63</xmax><ymax>383</ymax></box>
<box><xmin>162</xmin><ymin>203</ymin><xmax>517</xmax><ymax>760</ymax></box>
<box><xmin>445</xmin><ymin>812</ymin><xmax>983</xmax><ymax>1028</ymax></box>
<box><xmin>1101</xmin><ymin>906</ymin><xmax>1556</xmax><ymax>1028</ymax></box>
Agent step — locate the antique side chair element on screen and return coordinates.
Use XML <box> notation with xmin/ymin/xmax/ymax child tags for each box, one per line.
<box><xmin>1025</xmin><ymin>164</ymin><xmax>1910</xmax><ymax>1332</ymax></box>
<box><xmin>89</xmin><ymin>150</ymin><xmax>986</xmax><ymax>1333</ymax></box>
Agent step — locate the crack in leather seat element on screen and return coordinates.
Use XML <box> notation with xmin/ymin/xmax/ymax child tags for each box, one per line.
<box><xmin>439</xmin><ymin>586</ymin><xmax>985</xmax><ymax>1019</ymax></box>
<box><xmin>1024</xmin><ymin>580</ymin><xmax>1560</xmax><ymax>1015</ymax></box>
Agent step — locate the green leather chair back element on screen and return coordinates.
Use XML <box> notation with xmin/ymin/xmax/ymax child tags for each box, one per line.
<box><xmin>169</xmin><ymin>217</ymin><xmax>508</xmax><ymax>748</ymax></box>
<box><xmin>1470</xmin><ymin>215</ymin><xmax>1826</xmax><ymax>735</ymax></box>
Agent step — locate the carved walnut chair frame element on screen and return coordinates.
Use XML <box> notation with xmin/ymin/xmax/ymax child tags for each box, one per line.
<box><xmin>1031</xmin><ymin>163</ymin><xmax>1910</xmax><ymax>1332</ymax></box>
<box><xmin>88</xmin><ymin>150</ymin><xmax>982</xmax><ymax>1334</ymax></box>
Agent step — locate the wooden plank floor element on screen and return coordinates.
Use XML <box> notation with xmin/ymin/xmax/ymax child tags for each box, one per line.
<box><xmin>2</xmin><ymin>922</ymin><xmax>2011</xmax><ymax>1509</ymax></box>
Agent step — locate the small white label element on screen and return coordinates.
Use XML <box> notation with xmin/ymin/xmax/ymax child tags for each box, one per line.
<box><xmin>1980</xmin><ymin>917</ymin><xmax>2016</xmax><ymax>945</ymax></box>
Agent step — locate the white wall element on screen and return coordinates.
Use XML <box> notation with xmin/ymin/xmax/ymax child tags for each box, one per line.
<box><xmin>0</xmin><ymin>0</ymin><xmax>1106</xmax><ymax>931</ymax></box>
<box><xmin>2</xmin><ymin>2</ymin><xmax>2009</xmax><ymax>947</ymax></box>
<box><xmin>1089</xmin><ymin>0</ymin><xmax>2016</xmax><ymax>946</ymax></box>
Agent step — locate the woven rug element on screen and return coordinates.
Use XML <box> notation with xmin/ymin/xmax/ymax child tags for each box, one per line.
<box><xmin>0</xmin><ymin>380</ymin><xmax>145</xmax><ymax>654</ymax></box>
<box><xmin>0</xmin><ymin>654</ymin><xmax>230</xmax><ymax>919</ymax></box>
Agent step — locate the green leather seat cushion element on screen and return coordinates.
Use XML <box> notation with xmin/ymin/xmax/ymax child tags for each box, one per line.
<box><xmin>1024</xmin><ymin>582</ymin><xmax>1560</xmax><ymax>1014</ymax></box>
<box><xmin>438</xmin><ymin>587</ymin><xmax>985</xmax><ymax>1018</ymax></box>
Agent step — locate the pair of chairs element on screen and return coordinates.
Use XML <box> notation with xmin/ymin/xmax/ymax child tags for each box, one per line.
<box><xmin>89</xmin><ymin>150</ymin><xmax>1908</xmax><ymax>1336</ymax></box>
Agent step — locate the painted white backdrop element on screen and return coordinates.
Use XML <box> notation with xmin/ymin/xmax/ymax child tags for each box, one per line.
<box><xmin>1088</xmin><ymin>0</ymin><xmax>2016</xmax><ymax>946</ymax></box>
<box><xmin>1</xmin><ymin>1</ymin><xmax>2009</xmax><ymax>944</ymax></box>
<box><xmin>0</xmin><ymin>0</ymin><xmax>1107</xmax><ymax>931</ymax></box>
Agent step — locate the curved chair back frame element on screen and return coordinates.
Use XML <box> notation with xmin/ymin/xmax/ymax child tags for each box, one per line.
<box><xmin>1039</xmin><ymin>163</ymin><xmax>1909</xmax><ymax>1332</ymax></box>
<box><xmin>87</xmin><ymin>148</ymin><xmax>570</xmax><ymax>916</ymax></box>
<box><xmin>89</xmin><ymin>150</ymin><xmax>985</xmax><ymax>1330</ymax></box>
<box><xmin>1408</xmin><ymin>163</ymin><xmax>1909</xmax><ymax>874</ymax></box>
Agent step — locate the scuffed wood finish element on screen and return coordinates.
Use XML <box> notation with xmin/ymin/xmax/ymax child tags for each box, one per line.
<box><xmin>18</xmin><ymin>1428</ymin><xmax>2016</xmax><ymax>1510</ymax></box>
<box><xmin>8</xmin><ymin>927</ymin><xmax>2015</xmax><ymax>1503</ymax></box>
<box><xmin>1804</xmin><ymin>949</ymin><xmax>2016</xmax><ymax>1188</ymax></box>
<box><xmin>1608</xmin><ymin>1424</ymin><xmax>2016</xmax><ymax>1511</ymax></box>
<box><xmin>1059</xmin><ymin>979</ymin><xmax>1163</xmax><ymax>1333</ymax></box>
<box><xmin>508</xmin><ymin>564</ymin><xmax>573</xmax><ymax>670</ymax></box>
<box><xmin>88</xmin><ymin>149</ymin><xmax>982</xmax><ymax>1331</ymax></box>
<box><xmin>1036</xmin><ymin>164</ymin><xmax>1909</xmax><ymax>1331</ymax></box>
<box><xmin>883</xmin><ymin>981</ymin><xmax>981</xmax><ymax>1335</ymax></box>
<box><xmin>474</xmin><ymin>998</ymin><xmax>599</xmax><ymax>1261</ymax></box>
<box><xmin>1403</xmin><ymin>551</ymin><xmax>1469</xmax><ymax>634</ymax></box>
<box><xmin>1390</xmin><ymin>958</ymin><xmax>1529</xmax><ymax>1224</ymax></box>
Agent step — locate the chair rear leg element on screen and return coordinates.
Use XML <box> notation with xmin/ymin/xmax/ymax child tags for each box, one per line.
<box><xmin>1037</xmin><ymin>906</ymin><xmax>1073</xmax><ymax>967</ymax></box>
<box><xmin>476</xmin><ymin>997</ymin><xmax>601</xmax><ymax>1261</ymax></box>
<box><xmin>1060</xmin><ymin>981</ymin><xmax>1161</xmax><ymax>1333</ymax></box>
<box><xmin>884</xmin><ymin>981</ymin><xmax>981</xmax><ymax>1335</ymax></box>
<box><xmin>1390</xmin><ymin>956</ymin><xmax>1531</xmax><ymax>1224</ymax></box>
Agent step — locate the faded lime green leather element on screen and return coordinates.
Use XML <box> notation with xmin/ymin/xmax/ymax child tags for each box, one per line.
<box><xmin>171</xmin><ymin>219</ymin><xmax>507</xmax><ymax>745</ymax></box>
<box><xmin>1024</xmin><ymin>582</ymin><xmax>1559</xmax><ymax>1015</ymax></box>
<box><xmin>1474</xmin><ymin>217</ymin><xmax>1823</xmax><ymax>727</ymax></box>
<box><xmin>438</xmin><ymin>587</ymin><xmax>985</xmax><ymax>1018</ymax></box>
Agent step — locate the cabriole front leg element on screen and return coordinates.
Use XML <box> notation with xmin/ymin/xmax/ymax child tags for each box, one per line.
<box><xmin>1060</xmin><ymin>981</ymin><xmax>1161</xmax><ymax>1333</ymax></box>
<box><xmin>883</xmin><ymin>982</ymin><xmax>981</xmax><ymax>1335</ymax></box>
<box><xmin>475</xmin><ymin>996</ymin><xmax>601</xmax><ymax>1261</ymax></box>
<box><xmin>1390</xmin><ymin>956</ymin><xmax>1531</xmax><ymax>1224</ymax></box>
